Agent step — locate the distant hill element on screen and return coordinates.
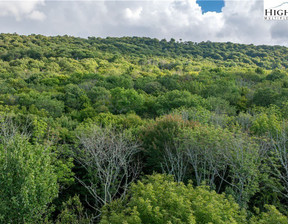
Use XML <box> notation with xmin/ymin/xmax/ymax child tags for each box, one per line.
<box><xmin>0</xmin><ymin>33</ymin><xmax>287</xmax><ymax>69</ymax></box>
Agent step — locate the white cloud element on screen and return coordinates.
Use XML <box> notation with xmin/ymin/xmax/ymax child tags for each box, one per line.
<box><xmin>27</xmin><ymin>10</ymin><xmax>46</xmax><ymax>21</ymax></box>
<box><xmin>0</xmin><ymin>0</ymin><xmax>287</xmax><ymax>46</ymax></box>
<box><xmin>0</xmin><ymin>0</ymin><xmax>45</xmax><ymax>21</ymax></box>
<box><xmin>220</xmin><ymin>0</ymin><xmax>288</xmax><ymax>45</ymax></box>
<box><xmin>125</xmin><ymin>7</ymin><xmax>143</xmax><ymax>20</ymax></box>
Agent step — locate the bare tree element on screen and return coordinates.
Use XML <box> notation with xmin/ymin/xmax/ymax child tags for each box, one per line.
<box><xmin>216</xmin><ymin>133</ymin><xmax>261</xmax><ymax>207</ymax></box>
<box><xmin>161</xmin><ymin>141</ymin><xmax>188</xmax><ymax>182</ymax></box>
<box><xmin>74</xmin><ymin>125</ymin><xmax>141</xmax><ymax>214</ymax></box>
<box><xmin>269</xmin><ymin>129</ymin><xmax>288</xmax><ymax>200</ymax></box>
<box><xmin>0</xmin><ymin>116</ymin><xmax>27</xmax><ymax>143</ymax></box>
<box><xmin>179</xmin><ymin>127</ymin><xmax>262</xmax><ymax>208</ymax></box>
<box><xmin>178</xmin><ymin>128</ymin><xmax>228</xmax><ymax>191</ymax></box>
<box><xmin>184</xmin><ymin>137</ymin><xmax>227</xmax><ymax>190</ymax></box>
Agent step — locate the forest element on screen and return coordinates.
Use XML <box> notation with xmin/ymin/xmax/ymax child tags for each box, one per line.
<box><xmin>1</xmin><ymin>33</ymin><xmax>288</xmax><ymax>223</ymax></box>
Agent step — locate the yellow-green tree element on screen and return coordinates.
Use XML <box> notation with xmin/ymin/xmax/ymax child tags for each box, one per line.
<box><xmin>100</xmin><ymin>174</ymin><xmax>247</xmax><ymax>224</ymax></box>
<box><xmin>0</xmin><ymin>126</ymin><xmax>58</xmax><ymax>223</ymax></box>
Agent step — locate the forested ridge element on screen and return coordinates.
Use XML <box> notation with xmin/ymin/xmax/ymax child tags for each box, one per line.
<box><xmin>1</xmin><ymin>33</ymin><xmax>288</xmax><ymax>223</ymax></box>
<box><xmin>1</xmin><ymin>33</ymin><xmax>288</xmax><ymax>68</ymax></box>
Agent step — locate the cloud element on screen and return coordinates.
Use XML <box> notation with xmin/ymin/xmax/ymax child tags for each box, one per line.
<box><xmin>0</xmin><ymin>0</ymin><xmax>287</xmax><ymax>46</ymax></box>
<box><xmin>0</xmin><ymin>0</ymin><xmax>45</xmax><ymax>21</ymax></box>
<box><xmin>125</xmin><ymin>7</ymin><xmax>143</xmax><ymax>20</ymax></box>
<box><xmin>27</xmin><ymin>10</ymin><xmax>46</xmax><ymax>21</ymax></box>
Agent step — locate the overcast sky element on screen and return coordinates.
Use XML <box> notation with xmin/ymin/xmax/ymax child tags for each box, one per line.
<box><xmin>0</xmin><ymin>0</ymin><xmax>288</xmax><ymax>46</ymax></box>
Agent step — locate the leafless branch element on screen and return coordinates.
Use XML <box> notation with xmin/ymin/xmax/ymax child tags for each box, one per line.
<box><xmin>74</xmin><ymin>125</ymin><xmax>141</xmax><ymax>213</ymax></box>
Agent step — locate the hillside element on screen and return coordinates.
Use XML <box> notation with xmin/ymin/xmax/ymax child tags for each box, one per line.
<box><xmin>0</xmin><ymin>34</ymin><xmax>288</xmax><ymax>223</ymax></box>
<box><xmin>1</xmin><ymin>34</ymin><xmax>288</xmax><ymax>68</ymax></box>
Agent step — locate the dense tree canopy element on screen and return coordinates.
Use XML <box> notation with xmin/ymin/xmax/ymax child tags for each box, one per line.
<box><xmin>0</xmin><ymin>34</ymin><xmax>288</xmax><ymax>223</ymax></box>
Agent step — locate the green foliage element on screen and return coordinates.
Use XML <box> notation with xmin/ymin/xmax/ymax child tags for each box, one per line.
<box><xmin>140</xmin><ymin>115</ymin><xmax>194</xmax><ymax>173</ymax></box>
<box><xmin>88</xmin><ymin>86</ymin><xmax>111</xmax><ymax>112</ymax></box>
<box><xmin>100</xmin><ymin>174</ymin><xmax>247</xmax><ymax>224</ymax></box>
<box><xmin>266</xmin><ymin>70</ymin><xmax>286</xmax><ymax>81</ymax></box>
<box><xmin>250</xmin><ymin>205</ymin><xmax>288</xmax><ymax>224</ymax></box>
<box><xmin>56</xmin><ymin>195</ymin><xmax>91</xmax><ymax>224</ymax></box>
<box><xmin>63</xmin><ymin>84</ymin><xmax>90</xmax><ymax>111</ymax></box>
<box><xmin>0</xmin><ymin>134</ymin><xmax>58</xmax><ymax>223</ymax></box>
<box><xmin>253</xmin><ymin>88</ymin><xmax>279</xmax><ymax>107</ymax></box>
<box><xmin>110</xmin><ymin>87</ymin><xmax>145</xmax><ymax>114</ymax></box>
<box><xmin>1</xmin><ymin>34</ymin><xmax>288</xmax><ymax>222</ymax></box>
<box><xmin>155</xmin><ymin>90</ymin><xmax>205</xmax><ymax>115</ymax></box>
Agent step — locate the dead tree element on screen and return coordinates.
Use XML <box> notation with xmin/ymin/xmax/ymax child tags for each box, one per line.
<box><xmin>216</xmin><ymin>133</ymin><xmax>261</xmax><ymax>208</ymax></box>
<box><xmin>270</xmin><ymin>129</ymin><xmax>288</xmax><ymax>200</ymax></box>
<box><xmin>74</xmin><ymin>125</ymin><xmax>141</xmax><ymax>213</ymax></box>
<box><xmin>161</xmin><ymin>141</ymin><xmax>188</xmax><ymax>182</ymax></box>
<box><xmin>184</xmin><ymin>139</ymin><xmax>226</xmax><ymax>190</ymax></box>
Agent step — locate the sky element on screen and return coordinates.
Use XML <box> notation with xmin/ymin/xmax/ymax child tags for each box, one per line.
<box><xmin>0</xmin><ymin>0</ymin><xmax>288</xmax><ymax>46</ymax></box>
<box><xmin>196</xmin><ymin>0</ymin><xmax>224</xmax><ymax>13</ymax></box>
